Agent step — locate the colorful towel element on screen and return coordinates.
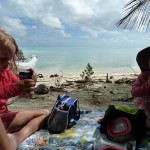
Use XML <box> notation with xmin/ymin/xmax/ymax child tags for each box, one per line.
<box><xmin>18</xmin><ymin>111</ymin><xmax>104</xmax><ymax>150</ymax></box>
<box><xmin>18</xmin><ymin>110</ymin><xmax>150</xmax><ymax>150</ymax></box>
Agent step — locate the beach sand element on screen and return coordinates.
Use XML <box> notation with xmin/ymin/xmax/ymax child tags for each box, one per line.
<box><xmin>8</xmin><ymin>72</ymin><xmax>138</xmax><ymax>112</ymax></box>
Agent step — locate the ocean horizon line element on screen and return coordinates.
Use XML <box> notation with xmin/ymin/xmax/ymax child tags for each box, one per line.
<box><xmin>20</xmin><ymin>46</ymin><xmax>141</xmax><ymax>77</ymax></box>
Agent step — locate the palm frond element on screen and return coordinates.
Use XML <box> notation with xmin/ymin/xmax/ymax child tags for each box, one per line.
<box><xmin>117</xmin><ymin>0</ymin><xmax>150</xmax><ymax>31</ymax></box>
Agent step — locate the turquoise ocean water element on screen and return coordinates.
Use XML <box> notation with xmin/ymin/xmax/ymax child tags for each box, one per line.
<box><xmin>20</xmin><ymin>46</ymin><xmax>141</xmax><ymax>75</ymax></box>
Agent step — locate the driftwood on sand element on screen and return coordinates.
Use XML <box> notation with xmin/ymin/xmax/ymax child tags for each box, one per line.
<box><xmin>8</xmin><ymin>72</ymin><xmax>137</xmax><ymax>111</ymax></box>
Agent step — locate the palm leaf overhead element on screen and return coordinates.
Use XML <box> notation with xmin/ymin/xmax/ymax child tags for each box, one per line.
<box><xmin>117</xmin><ymin>0</ymin><xmax>150</xmax><ymax>31</ymax></box>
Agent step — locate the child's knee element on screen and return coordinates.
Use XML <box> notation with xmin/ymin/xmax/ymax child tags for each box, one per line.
<box><xmin>41</xmin><ymin>109</ymin><xmax>49</xmax><ymax>116</ymax></box>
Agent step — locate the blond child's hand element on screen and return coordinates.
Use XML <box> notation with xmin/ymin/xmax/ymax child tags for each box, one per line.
<box><xmin>28</xmin><ymin>68</ymin><xmax>37</xmax><ymax>82</ymax></box>
<box><xmin>17</xmin><ymin>79</ymin><xmax>36</xmax><ymax>93</ymax></box>
<box><xmin>18</xmin><ymin>69</ymin><xmax>37</xmax><ymax>97</ymax></box>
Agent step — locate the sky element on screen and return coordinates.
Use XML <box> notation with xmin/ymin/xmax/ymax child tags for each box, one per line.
<box><xmin>1</xmin><ymin>0</ymin><xmax>150</xmax><ymax>48</ymax></box>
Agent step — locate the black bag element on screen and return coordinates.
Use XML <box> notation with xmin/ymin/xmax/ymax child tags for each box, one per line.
<box><xmin>47</xmin><ymin>94</ymin><xmax>80</xmax><ymax>133</ymax></box>
<box><xmin>100</xmin><ymin>105</ymin><xmax>147</xmax><ymax>143</ymax></box>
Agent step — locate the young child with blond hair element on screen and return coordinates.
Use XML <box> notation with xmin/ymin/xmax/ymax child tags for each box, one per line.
<box><xmin>0</xmin><ymin>28</ymin><xmax>49</xmax><ymax>150</ymax></box>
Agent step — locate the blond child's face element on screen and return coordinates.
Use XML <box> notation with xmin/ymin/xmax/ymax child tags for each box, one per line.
<box><xmin>0</xmin><ymin>45</ymin><xmax>16</xmax><ymax>73</ymax></box>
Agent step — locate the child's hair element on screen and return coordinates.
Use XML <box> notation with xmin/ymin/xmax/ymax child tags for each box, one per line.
<box><xmin>136</xmin><ymin>46</ymin><xmax>150</xmax><ymax>72</ymax></box>
<box><xmin>0</xmin><ymin>28</ymin><xmax>19</xmax><ymax>72</ymax></box>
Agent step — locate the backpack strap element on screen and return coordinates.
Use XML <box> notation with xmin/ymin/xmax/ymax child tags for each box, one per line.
<box><xmin>67</xmin><ymin>98</ymin><xmax>80</xmax><ymax>121</ymax></box>
<box><xmin>75</xmin><ymin>99</ymin><xmax>80</xmax><ymax>120</ymax></box>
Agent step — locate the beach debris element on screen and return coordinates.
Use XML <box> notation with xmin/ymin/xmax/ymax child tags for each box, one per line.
<box><xmin>110</xmin><ymin>90</ymin><xmax>117</xmax><ymax>94</ymax></box>
<box><xmin>65</xmin><ymin>80</ymin><xmax>75</xmax><ymax>85</ymax></box>
<box><xmin>96</xmin><ymin>93</ymin><xmax>103</xmax><ymax>96</ymax></box>
<box><xmin>99</xmin><ymin>79</ymin><xmax>105</xmax><ymax>82</ymax></box>
<box><xmin>65</xmin><ymin>79</ymin><xmax>92</xmax><ymax>90</ymax></box>
<box><xmin>49</xmin><ymin>86</ymin><xmax>64</xmax><ymax>92</ymax></box>
<box><xmin>106</xmin><ymin>73</ymin><xmax>109</xmax><ymax>82</ymax></box>
<box><xmin>114</xmin><ymin>78</ymin><xmax>135</xmax><ymax>85</ymax></box>
<box><xmin>74</xmin><ymin>80</ymin><xmax>87</xmax><ymax>83</ymax></box>
<box><xmin>49</xmin><ymin>74</ymin><xmax>63</xmax><ymax>88</ymax></box>
<box><xmin>127</xmin><ymin>65</ymin><xmax>138</xmax><ymax>76</ymax></box>
<box><xmin>35</xmin><ymin>84</ymin><xmax>49</xmax><ymax>94</ymax></box>
<box><xmin>38</xmin><ymin>73</ymin><xmax>44</xmax><ymax>78</ymax></box>
<box><xmin>49</xmin><ymin>74</ymin><xmax>59</xmax><ymax>78</ymax></box>
<box><xmin>110</xmin><ymin>76</ymin><xmax>113</xmax><ymax>79</ymax></box>
<box><xmin>92</xmin><ymin>94</ymin><xmax>98</xmax><ymax>98</ymax></box>
<box><xmin>93</xmin><ymin>90</ymin><xmax>100</xmax><ymax>92</ymax></box>
<box><xmin>112</xmin><ymin>96</ymin><xmax>134</xmax><ymax>102</ymax></box>
<box><xmin>106</xmin><ymin>73</ymin><xmax>112</xmax><ymax>83</ymax></box>
<box><xmin>66</xmin><ymin>79</ymin><xmax>89</xmax><ymax>84</ymax></box>
<box><xmin>61</xmin><ymin>83</ymin><xmax>73</xmax><ymax>87</ymax></box>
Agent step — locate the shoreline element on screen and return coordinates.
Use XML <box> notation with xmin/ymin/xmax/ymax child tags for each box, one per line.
<box><xmin>35</xmin><ymin>70</ymin><xmax>138</xmax><ymax>88</ymax></box>
<box><xmin>35</xmin><ymin>69</ymin><xmax>140</xmax><ymax>78</ymax></box>
<box><xmin>34</xmin><ymin>63</ymin><xmax>140</xmax><ymax>77</ymax></box>
<box><xmin>36</xmin><ymin>70</ymin><xmax>139</xmax><ymax>79</ymax></box>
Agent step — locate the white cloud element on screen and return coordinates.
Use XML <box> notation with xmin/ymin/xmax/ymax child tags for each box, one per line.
<box><xmin>40</xmin><ymin>13</ymin><xmax>63</xmax><ymax>29</ymax></box>
<box><xmin>0</xmin><ymin>0</ymin><xmax>149</xmax><ymax>47</ymax></box>
<box><xmin>63</xmin><ymin>0</ymin><xmax>94</xmax><ymax>17</ymax></box>
<box><xmin>1</xmin><ymin>16</ymin><xmax>27</xmax><ymax>36</ymax></box>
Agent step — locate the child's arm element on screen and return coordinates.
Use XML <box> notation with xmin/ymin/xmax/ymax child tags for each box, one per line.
<box><xmin>131</xmin><ymin>73</ymin><xmax>150</xmax><ymax>97</ymax></box>
<box><xmin>0</xmin><ymin>69</ymin><xmax>37</xmax><ymax>99</ymax></box>
<box><xmin>0</xmin><ymin>79</ymin><xmax>36</xmax><ymax>99</ymax></box>
<box><xmin>0</xmin><ymin>82</ymin><xmax>21</xmax><ymax>99</ymax></box>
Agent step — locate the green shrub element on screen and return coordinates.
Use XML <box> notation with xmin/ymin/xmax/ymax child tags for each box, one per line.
<box><xmin>80</xmin><ymin>63</ymin><xmax>94</xmax><ymax>80</ymax></box>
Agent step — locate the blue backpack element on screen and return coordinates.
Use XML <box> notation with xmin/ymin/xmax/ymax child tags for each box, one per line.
<box><xmin>47</xmin><ymin>94</ymin><xmax>80</xmax><ymax>133</ymax></box>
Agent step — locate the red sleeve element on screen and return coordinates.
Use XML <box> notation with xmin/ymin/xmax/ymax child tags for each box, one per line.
<box><xmin>131</xmin><ymin>73</ymin><xmax>150</xmax><ymax>97</ymax></box>
<box><xmin>0</xmin><ymin>83</ymin><xmax>21</xmax><ymax>99</ymax></box>
<box><xmin>0</xmin><ymin>70</ymin><xmax>21</xmax><ymax>99</ymax></box>
<box><xmin>9</xmin><ymin>70</ymin><xmax>20</xmax><ymax>83</ymax></box>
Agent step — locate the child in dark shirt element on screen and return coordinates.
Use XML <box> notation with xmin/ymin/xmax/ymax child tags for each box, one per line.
<box><xmin>131</xmin><ymin>46</ymin><xmax>150</xmax><ymax>128</ymax></box>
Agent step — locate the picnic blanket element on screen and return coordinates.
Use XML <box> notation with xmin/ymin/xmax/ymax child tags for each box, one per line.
<box><xmin>18</xmin><ymin>109</ymin><xmax>150</xmax><ymax>150</ymax></box>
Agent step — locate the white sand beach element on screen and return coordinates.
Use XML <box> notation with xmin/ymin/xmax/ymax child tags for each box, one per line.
<box><xmin>8</xmin><ymin>71</ymin><xmax>138</xmax><ymax>112</ymax></box>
